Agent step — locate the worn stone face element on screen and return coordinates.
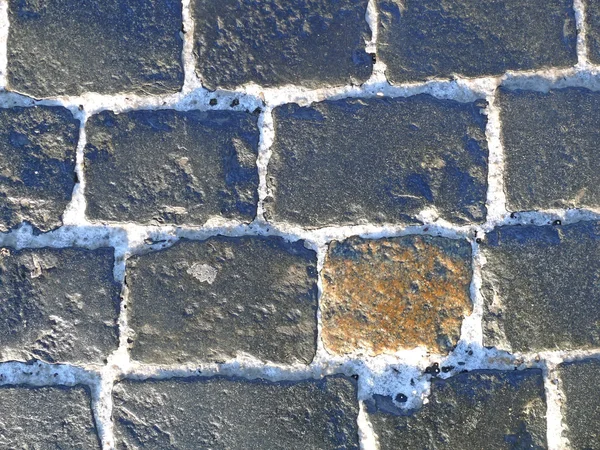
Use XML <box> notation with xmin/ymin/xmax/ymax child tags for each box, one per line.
<box><xmin>114</xmin><ymin>375</ymin><xmax>359</xmax><ymax>449</ymax></box>
<box><xmin>267</xmin><ymin>96</ymin><xmax>488</xmax><ymax>228</ymax></box>
<box><xmin>126</xmin><ymin>236</ymin><xmax>318</xmax><ymax>364</ymax></box>
<box><xmin>7</xmin><ymin>0</ymin><xmax>184</xmax><ymax>97</ymax></box>
<box><xmin>482</xmin><ymin>222</ymin><xmax>600</xmax><ymax>352</ymax></box>
<box><xmin>84</xmin><ymin>110</ymin><xmax>259</xmax><ymax>225</ymax></box>
<box><xmin>377</xmin><ymin>0</ymin><xmax>577</xmax><ymax>83</ymax></box>
<box><xmin>586</xmin><ymin>0</ymin><xmax>600</xmax><ymax>64</ymax></box>
<box><xmin>367</xmin><ymin>369</ymin><xmax>547</xmax><ymax>449</ymax></box>
<box><xmin>499</xmin><ymin>87</ymin><xmax>600</xmax><ymax>211</ymax></box>
<box><xmin>321</xmin><ymin>236</ymin><xmax>472</xmax><ymax>355</ymax></box>
<box><xmin>0</xmin><ymin>106</ymin><xmax>79</xmax><ymax>232</ymax></box>
<box><xmin>193</xmin><ymin>0</ymin><xmax>372</xmax><ymax>90</ymax></box>
<box><xmin>0</xmin><ymin>247</ymin><xmax>120</xmax><ymax>365</ymax></box>
<box><xmin>0</xmin><ymin>385</ymin><xmax>100</xmax><ymax>449</ymax></box>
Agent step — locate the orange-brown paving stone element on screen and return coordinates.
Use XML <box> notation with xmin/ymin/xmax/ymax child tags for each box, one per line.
<box><xmin>321</xmin><ymin>235</ymin><xmax>473</xmax><ymax>355</ymax></box>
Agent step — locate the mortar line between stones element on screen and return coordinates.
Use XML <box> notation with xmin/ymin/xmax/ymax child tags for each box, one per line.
<box><xmin>62</xmin><ymin>112</ymin><xmax>89</xmax><ymax>226</ymax></box>
<box><xmin>574</xmin><ymin>0</ymin><xmax>589</xmax><ymax>68</ymax></box>
<box><xmin>543</xmin><ymin>361</ymin><xmax>568</xmax><ymax>450</ymax></box>
<box><xmin>255</xmin><ymin>107</ymin><xmax>275</xmax><ymax>222</ymax></box>
<box><xmin>0</xmin><ymin>0</ymin><xmax>8</xmax><ymax>90</ymax></box>
<box><xmin>180</xmin><ymin>0</ymin><xmax>201</xmax><ymax>93</ymax></box>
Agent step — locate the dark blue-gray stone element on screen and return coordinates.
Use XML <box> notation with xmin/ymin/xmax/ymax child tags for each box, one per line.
<box><xmin>266</xmin><ymin>96</ymin><xmax>488</xmax><ymax>227</ymax></box>
<box><xmin>586</xmin><ymin>0</ymin><xmax>600</xmax><ymax>64</ymax></box>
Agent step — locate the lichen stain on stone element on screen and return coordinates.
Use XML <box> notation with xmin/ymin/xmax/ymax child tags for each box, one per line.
<box><xmin>321</xmin><ymin>236</ymin><xmax>473</xmax><ymax>355</ymax></box>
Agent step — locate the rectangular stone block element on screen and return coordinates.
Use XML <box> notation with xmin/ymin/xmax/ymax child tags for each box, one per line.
<box><xmin>482</xmin><ymin>222</ymin><xmax>600</xmax><ymax>352</ymax></box>
<box><xmin>377</xmin><ymin>0</ymin><xmax>577</xmax><ymax>83</ymax></box>
<box><xmin>267</xmin><ymin>96</ymin><xmax>488</xmax><ymax>228</ymax></box>
<box><xmin>0</xmin><ymin>247</ymin><xmax>120</xmax><ymax>365</ymax></box>
<box><xmin>586</xmin><ymin>0</ymin><xmax>600</xmax><ymax>64</ymax></box>
<box><xmin>84</xmin><ymin>110</ymin><xmax>259</xmax><ymax>225</ymax></box>
<box><xmin>7</xmin><ymin>0</ymin><xmax>183</xmax><ymax>97</ymax></box>
<box><xmin>0</xmin><ymin>106</ymin><xmax>79</xmax><ymax>232</ymax></box>
<box><xmin>114</xmin><ymin>375</ymin><xmax>359</xmax><ymax>449</ymax></box>
<box><xmin>367</xmin><ymin>369</ymin><xmax>547</xmax><ymax>449</ymax></box>
<box><xmin>193</xmin><ymin>0</ymin><xmax>372</xmax><ymax>90</ymax></box>
<box><xmin>499</xmin><ymin>87</ymin><xmax>600</xmax><ymax>212</ymax></box>
<box><xmin>126</xmin><ymin>236</ymin><xmax>318</xmax><ymax>364</ymax></box>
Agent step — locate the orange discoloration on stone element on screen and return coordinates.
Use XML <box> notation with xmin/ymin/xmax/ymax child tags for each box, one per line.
<box><xmin>321</xmin><ymin>235</ymin><xmax>473</xmax><ymax>355</ymax></box>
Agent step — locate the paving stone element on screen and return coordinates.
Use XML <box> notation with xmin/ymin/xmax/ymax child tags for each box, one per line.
<box><xmin>482</xmin><ymin>222</ymin><xmax>600</xmax><ymax>352</ymax></box>
<box><xmin>0</xmin><ymin>247</ymin><xmax>120</xmax><ymax>364</ymax></box>
<box><xmin>0</xmin><ymin>106</ymin><xmax>79</xmax><ymax>232</ymax></box>
<box><xmin>367</xmin><ymin>369</ymin><xmax>547</xmax><ymax>449</ymax></box>
<box><xmin>0</xmin><ymin>385</ymin><xmax>99</xmax><ymax>449</ymax></box>
<box><xmin>558</xmin><ymin>359</ymin><xmax>600</xmax><ymax>450</ymax></box>
<box><xmin>377</xmin><ymin>0</ymin><xmax>577</xmax><ymax>83</ymax></box>
<box><xmin>126</xmin><ymin>236</ymin><xmax>318</xmax><ymax>364</ymax></box>
<box><xmin>84</xmin><ymin>110</ymin><xmax>259</xmax><ymax>225</ymax></box>
<box><xmin>321</xmin><ymin>236</ymin><xmax>472</xmax><ymax>355</ymax></box>
<box><xmin>113</xmin><ymin>375</ymin><xmax>359</xmax><ymax>450</ymax></box>
<box><xmin>499</xmin><ymin>87</ymin><xmax>600</xmax><ymax>211</ymax></box>
<box><xmin>193</xmin><ymin>0</ymin><xmax>372</xmax><ymax>90</ymax></box>
<box><xmin>7</xmin><ymin>0</ymin><xmax>183</xmax><ymax>97</ymax></box>
<box><xmin>586</xmin><ymin>0</ymin><xmax>600</xmax><ymax>64</ymax></box>
<box><xmin>266</xmin><ymin>96</ymin><xmax>488</xmax><ymax>228</ymax></box>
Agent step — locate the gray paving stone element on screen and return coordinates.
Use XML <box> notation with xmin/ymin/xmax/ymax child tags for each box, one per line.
<box><xmin>0</xmin><ymin>106</ymin><xmax>79</xmax><ymax>232</ymax></box>
<box><xmin>482</xmin><ymin>222</ymin><xmax>600</xmax><ymax>353</ymax></box>
<box><xmin>558</xmin><ymin>359</ymin><xmax>600</xmax><ymax>450</ymax></box>
<box><xmin>113</xmin><ymin>375</ymin><xmax>359</xmax><ymax>450</ymax></box>
<box><xmin>266</xmin><ymin>96</ymin><xmax>488</xmax><ymax>228</ymax></box>
<box><xmin>193</xmin><ymin>0</ymin><xmax>372</xmax><ymax>90</ymax></box>
<box><xmin>367</xmin><ymin>369</ymin><xmax>547</xmax><ymax>450</ymax></box>
<box><xmin>0</xmin><ymin>385</ymin><xmax>100</xmax><ymax>449</ymax></box>
<box><xmin>0</xmin><ymin>247</ymin><xmax>120</xmax><ymax>364</ymax></box>
<box><xmin>586</xmin><ymin>0</ymin><xmax>600</xmax><ymax>64</ymax></box>
<box><xmin>84</xmin><ymin>110</ymin><xmax>259</xmax><ymax>225</ymax></box>
<box><xmin>7</xmin><ymin>0</ymin><xmax>183</xmax><ymax>97</ymax></box>
<box><xmin>499</xmin><ymin>87</ymin><xmax>600</xmax><ymax>212</ymax></box>
<box><xmin>377</xmin><ymin>0</ymin><xmax>577</xmax><ymax>83</ymax></box>
<box><xmin>126</xmin><ymin>236</ymin><xmax>318</xmax><ymax>364</ymax></box>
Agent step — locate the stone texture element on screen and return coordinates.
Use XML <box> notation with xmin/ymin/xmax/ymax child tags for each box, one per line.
<box><xmin>367</xmin><ymin>369</ymin><xmax>547</xmax><ymax>449</ymax></box>
<box><xmin>266</xmin><ymin>96</ymin><xmax>488</xmax><ymax>228</ymax></box>
<box><xmin>0</xmin><ymin>247</ymin><xmax>120</xmax><ymax>364</ymax></box>
<box><xmin>586</xmin><ymin>0</ymin><xmax>600</xmax><ymax>64</ymax></box>
<box><xmin>0</xmin><ymin>106</ymin><xmax>79</xmax><ymax>232</ymax></box>
<box><xmin>0</xmin><ymin>385</ymin><xmax>99</xmax><ymax>449</ymax></box>
<box><xmin>378</xmin><ymin>0</ymin><xmax>577</xmax><ymax>83</ymax></box>
<box><xmin>193</xmin><ymin>0</ymin><xmax>372</xmax><ymax>90</ymax></box>
<box><xmin>558</xmin><ymin>359</ymin><xmax>600</xmax><ymax>450</ymax></box>
<box><xmin>8</xmin><ymin>0</ymin><xmax>183</xmax><ymax>98</ymax></box>
<box><xmin>126</xmin><ymin>236</ymin><xmax>318</xmax><ymax>364</ymax></box>
<box><xmin>499</xmin><ymin>87</ymin><xmax>600</xmax><ymax>211</ymax></box>
<box><xmin>482</xmin><ymin>222</ymin><xmax>600</xmax><ymax>352</ymax></box>
<box><xmin>84</xmin><ymin>110</ymin><xmax>259</xmax><ymax>225</ymax></box>
<box><xmin>321</xmin><ymin>236</ymin><xmax>472</xmax><ymax>355</ymax></box>
<box><xmin>114</xmin><ymin>375</ymin><xmax>359</xmax><ymax>450</ymax></box>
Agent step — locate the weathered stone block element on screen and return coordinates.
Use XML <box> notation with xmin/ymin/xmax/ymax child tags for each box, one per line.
<box><xmin>7</xmin><ymin>0</ymin><xmax>183</xmax><ymax>97</ymax></box>
<box><xmin>367</xmin><ymin>369</ymin><xmax>547</xmax><ymax>449</ymax></box>
<box><xmin>126</xmin><ymin>236</ymin><xmax>318</xmax><ymax>364</ymax></box>
<box><xmin>321</xmin><ymin>236</ymin><xmax>472</xmax><ymax>355</ymax></box>
<box><xmin>193</xmin><ymin>0</ymin><xmax>372</xmax><ymax>90</ymax></box>
<box><xmin>0</xmin><ymin>106</ymin><xmax>79</xmax><ymax>232</ymax></box>
<box><xmin>267</xmin><ymin>96</ymin><xmax>488</xmax><ymax>227</ymax></box>
<box><xmin>0</xmin><ymin>247</ymin><xmax>120</xmax><ymax>364</ymax></box>
<box><xmin>586</xmin><ymin>0</ymin><xmax>600</xmax><ymax>64</ymax></box>
<box><xmin>377</xmin><ymin>0</ymin><xmax>577</xmax><ymax>83</ymax></box>
<box><xmin>84</xmin><ymin>110</ymin><xmax>259</xmax><ymax>225</ymax></box>
<box><xmin>482</xmin><ymin>222</ymin><xmax>600</xmax><ymax>352</ymax></box>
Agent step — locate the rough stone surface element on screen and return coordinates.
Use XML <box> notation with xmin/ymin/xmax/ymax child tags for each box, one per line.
<box><xmin>377</xmin><ymin>0</ymin><xmax>577</xmax><ymax>83</ymax></box>
<box><xmin>0</xmin><ymin>247</ymin><xmax>120</xmax><ymax>364</ymax></box>
<box><xmin>266</xmin><ymin>96</ymin><xmax>488</xmax><ymax>228</ymax></box>
<box><xmin>126</xmin><ymin>236</ymin><xmax>318</xmax><ymax>364</ymax></box>
<box><xmin>7</xmin><ymin>0</ymin><xmax>184</xmax><ymax>98</ymax></box>
<box><xmin>321</xmin><ymin>236</ymin><xmax>472</xmax><ymax>355</ymax></box>
<box><xmin>0</xmin><ymin>385</ymin><xmax>99</xmax><ymax>449</ymax></box>
<box><xmin>586</xmin><ymin>0</ymin><xmax>600</xmax><ymax>64</ymax></box>
<box><xmin>193</xmin><ymin>0</ymin><xmax>372</xmax><ymax>90</ymax></box>
<box><xmin>0</xmin><ymin>106</ymin><xmax>79</xmax><ymax>232</ymax></box>
<box><xmin>482</xmin><ymin>222</ymin><xmax>600</xmax><ymax>352</ymax></box>
<box><xmin>499</xmin><ymin>87</ymin><xmax>600</xmax><ymax>211</ymax></box>
<box><xmin>558</xmin><ymin>359</ymin><xmax>600</xmax><ymax>450</ymax></box>
<box><xmin>113</xmin><ymin>375</ymin><xmax>359</xmax><ymax>450</ymax></box>
<box><xmin>84</xmin><ymin>110</ymin><xmax>259</xmax><ymax>225</ymax></box>
<box><xmin>367</xmin><ymin>369</ymin><xmax>547</xmax><ymax>449</ymax></box>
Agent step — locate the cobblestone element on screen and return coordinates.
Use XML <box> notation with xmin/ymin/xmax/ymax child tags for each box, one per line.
<box><xmin>586</xmin><ymin>0</ymin><xmax>600</xmax><ymax>64</ymax></box>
